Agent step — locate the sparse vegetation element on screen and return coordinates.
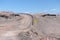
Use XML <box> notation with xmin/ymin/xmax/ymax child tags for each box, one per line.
<box><xmin>42</xmin><ymin>14</ymin><xmax>56</xmax><ymax>17</ymax></box>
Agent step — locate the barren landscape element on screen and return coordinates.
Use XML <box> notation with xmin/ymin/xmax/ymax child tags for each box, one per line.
<box><xmin>0</xmin><ymin>11</ymin><xmax>60</xmax><ymax>40</ymax></box>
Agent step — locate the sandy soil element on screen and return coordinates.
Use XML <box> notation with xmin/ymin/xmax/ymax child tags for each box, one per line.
<box><xmin>0</xmin><ymin>12</ymin><xmax>60</xmax><ymax>40</ymax></box>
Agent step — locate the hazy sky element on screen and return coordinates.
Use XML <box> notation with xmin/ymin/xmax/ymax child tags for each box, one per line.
<box><xmin>0</xmin><ymin>0</ymin><xmax>60</xmax><ymax>14</ymax></box>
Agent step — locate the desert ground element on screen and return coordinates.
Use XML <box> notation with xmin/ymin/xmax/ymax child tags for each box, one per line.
<box><xmin>0</xmin><ymin>11</ymin><xmax>60</xmax><ymax>40</ymax></box>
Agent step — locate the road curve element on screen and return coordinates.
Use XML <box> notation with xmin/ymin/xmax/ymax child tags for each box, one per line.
<box><xmin>0</xmin><ymin>13</ymin><xmax>34</xmax><ymax>40</ymax></box>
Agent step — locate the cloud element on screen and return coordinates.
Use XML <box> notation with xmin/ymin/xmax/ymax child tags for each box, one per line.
<box><xmin>43</xmin><ymin>9</ymin><xmax>57</xmax><ymax>12</ymax></box>
<box><xmin>24</xmin><ymin>12</ymin><xmax>30</xmax><ymax>13</ymax></box>
<box><xmin>50</xmin><ymin>9</ymin><xmax>56</xmax><ymax>11</ymax></box>
<box><xmin>43</xmin><ymin>8</ymin><xmax>60</xmax><ymax>14</ymax></box>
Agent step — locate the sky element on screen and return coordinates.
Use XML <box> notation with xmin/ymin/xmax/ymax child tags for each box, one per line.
<box><xmin>0</xmin><ymin>0</ymin><xmax>60</xmax><ymax>14</ymax></box>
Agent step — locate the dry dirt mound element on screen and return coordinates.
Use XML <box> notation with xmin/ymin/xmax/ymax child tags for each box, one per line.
<box><xmin>0</xmin><ymin>12</ymin><xmax>60</xmax><ymax>40</ymax></box>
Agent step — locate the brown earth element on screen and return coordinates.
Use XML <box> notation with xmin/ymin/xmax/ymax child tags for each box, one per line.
<box><xmin>0</xmin><ymin>11</ymin><xmax>60</xmax><ymax>40</ymax></box>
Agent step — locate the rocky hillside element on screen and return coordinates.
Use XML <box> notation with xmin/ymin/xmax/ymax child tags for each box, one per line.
<box><xmin>0</xmin><ymin>11</ymin><xmax>60</xmax><ymax>40</ymax></box>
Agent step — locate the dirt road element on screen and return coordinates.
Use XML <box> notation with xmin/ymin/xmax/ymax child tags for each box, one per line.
<box><xmin>0</xmin><ymin>12</ymin><xmax>60</xmax><ymax>40</ymax></box>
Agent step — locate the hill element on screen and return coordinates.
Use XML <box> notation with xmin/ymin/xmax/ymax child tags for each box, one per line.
<box><xmin>0</xmin><ymin>11</ymin><xmax>60</xmax><ymax>40</ymax></box>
